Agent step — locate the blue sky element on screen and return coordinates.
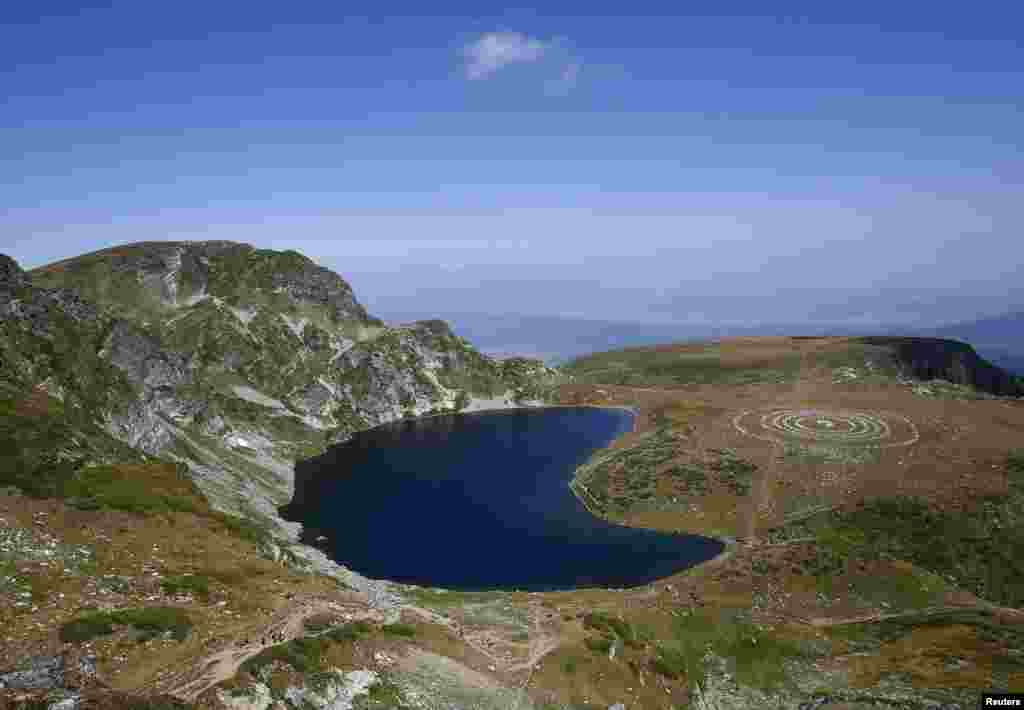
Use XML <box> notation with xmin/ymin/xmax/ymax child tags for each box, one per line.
<box><xmin>2</xmin><ymin>2</ymin><xmax>1022</xmax><ymax>326</ymax></box>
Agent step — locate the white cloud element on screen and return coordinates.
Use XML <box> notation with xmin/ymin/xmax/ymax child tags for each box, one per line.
<box><xmin>462</xmin><ymin>32</ymin><xmax>549</xmax><ymax>80</ymax></box>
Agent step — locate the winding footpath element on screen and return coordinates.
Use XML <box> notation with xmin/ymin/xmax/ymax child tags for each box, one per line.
<box><xmin>137</xmin><ymin>595</ymin><xmax>383</xmax><ymax>702</ymax></box>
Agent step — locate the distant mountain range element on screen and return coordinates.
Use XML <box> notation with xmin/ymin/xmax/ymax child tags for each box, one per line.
<box><xmin>378</xmin><ymin>312</ymin><xmax>888</xmax><ymax>365</ymax></box>
<box><xmin>379</xmin><ymin>310</ymin><xmax>1024</xmax><ymax>375</ymax></box>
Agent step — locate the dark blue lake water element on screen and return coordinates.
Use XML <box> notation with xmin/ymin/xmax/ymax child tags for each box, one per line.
<box><xmin>281</xmin><ymin>407</ymin><xmax>724</xmax><ymax>591</ymax></box>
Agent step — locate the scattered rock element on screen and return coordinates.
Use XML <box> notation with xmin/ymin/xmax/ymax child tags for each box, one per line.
<box><xmin>0</xmin><ymin>655</ymin><xmax>64</xmax><ymax>691</ymax></box>
<box><xmin>282</xmin><ymin>669</ymin><xmax>378</xmax><ymax>710</ymax></box>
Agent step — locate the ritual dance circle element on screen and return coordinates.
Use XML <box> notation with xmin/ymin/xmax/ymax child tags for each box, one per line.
<box><xmin>732</xmin><ymin>408</ymin><xmax>919</xmax><ymax>448</ymax></box>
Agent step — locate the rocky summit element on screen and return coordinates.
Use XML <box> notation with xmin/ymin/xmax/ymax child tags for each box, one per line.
<box><xmin>4</xmin><ymin>241</ymin><xmax>560</xmax><ymax>533</ymax></box>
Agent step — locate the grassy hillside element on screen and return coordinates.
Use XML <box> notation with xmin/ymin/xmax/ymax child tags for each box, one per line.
<box><xmin>562</xmin><ymin>339</ymin><xmax>804</xmax><ymax>387</ymax></box>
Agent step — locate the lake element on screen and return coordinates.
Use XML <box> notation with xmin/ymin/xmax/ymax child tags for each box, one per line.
<box><xmin>281</xmin><ymin>407</ymin><xmax>724</xmax><ymax>591</ymax></box>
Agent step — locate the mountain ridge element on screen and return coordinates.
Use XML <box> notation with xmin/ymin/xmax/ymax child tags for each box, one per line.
<box><xmin>390</xmin><ymin>309</ymin><xmax>1024</xmax><ymax>370</ymax></box>
<box><xmin>4</xmin><ymin>241</ymin><xmax>562</xmax><ymax>560</ymax></box>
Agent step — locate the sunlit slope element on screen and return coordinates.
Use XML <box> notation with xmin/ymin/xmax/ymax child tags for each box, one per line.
<box><xmin>562</xmin><ymin>335</ymin><xmax>1023</xmax><ymax>396</ymax></box>
<box><xmin>547</xmin><ymin>335</ymin><xmax>1024</xmax><ymax>707</ymax></box>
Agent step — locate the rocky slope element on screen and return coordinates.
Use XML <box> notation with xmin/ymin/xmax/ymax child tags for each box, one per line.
<box><xmin>859</xmin><ymin>336</ymin><xmax>1024</xmax><ymax>397</ymax></box>
<box><xmin>3</xmin><ymin>242</ymin><xmax>560</xmax><ymax>552</ymax></box>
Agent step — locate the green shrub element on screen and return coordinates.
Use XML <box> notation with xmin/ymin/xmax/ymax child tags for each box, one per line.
<box><xmin>726</xmin><ymin>623</ymin><xmax>805</xmax><ymax>690</ymax></box>
<box><xmin>561</xmin><ymin>656</ymin><xmax>578</xmax><ymax>674</ymax></box>
<box><xmin>361</xmin><ymin>678</ymin><xmax>409</xmax><ymax>707</ymax></box>
<box><xmin>652</xmin><ymin>608</ymin><xmax>804</xmax><ymax>691</ymax></box>
<box><xmin>239</xmin><ymin>637</ymin><xmax>330</xmax><ymax>676</ymax></box>
<box><xmin>574</xmin><ymin>429</ymin><xmax>679</xmax><ymax>513</ymax></box>
<box><xmin>325</xmin><ymin>620</ymin><xmax>374</xmax><ymax>642</ymax></box>
<box><xmin>785</xmin><ymin>496</ymin><xmax>1024</xmax><ymax>608</ymax></box>
<box><xmin>707</xmin><ymin>448</ymin><xmax>757</xmax><ymax>496</ymax></box>
<box><xmin>380</xmin><ymin>622</ymin><xmax>417</xmax><ymax>638</ymax></box>
<box><xmin>665</xmin><ymin>463</ymin><xmax>708</xmax><ymax>495</ymax></box>
<box><xmin>1008</xmin><ymin>450</ymin><xmax>1024</xmax><ymax>478</ymax></box>
<box><xmin>650</xmin><ymin>644</ymin><xmax>691</xmax><ymax>679</ymax></box>
<box><xmin>60</xmin><ymin>607</ymin><xmax>192</xmax><ymax>643</ymax></box>
<box><xmin>583</xmin><ymin>611</ymin><xmax>639</xmax><ymax>648</ymax></box>
<box><xmin>211</xmin><ymin>512</ymin><xmax>271</xmax><ymax>546</ymax></box>
<box><xmin>59</xmin><ymin>612</ymin><xmax>116</xmax><ymax>643</ymax></box>
<box><xmin>114</xmin><ymin>607</ymin><xmax>193</xmax><ymax>641</ymax></box>
<box><xmin>160</xmin><ymin>575</ymin><xmax>211</xmax><ymax>600</ymax></box>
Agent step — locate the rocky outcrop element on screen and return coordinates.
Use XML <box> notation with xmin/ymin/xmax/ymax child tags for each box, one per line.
<box><xmin>0</xmin><ymin>655</ymin><xmax>66</xmax><ymax>691</ymax></box>
<box><xmin>267</xmin><ymin>255</ymin><xmax>369</xmax><ymax>323</ymax></box>
<box><xmin>0</xmin><ymin>254</ymin><xmax>28</xmax><ymax>293</ymax></box>
<box><xmin>859</xmin><ymin>336</ymin><xmax>1023</xmax><ymax>397</ymax></box>
<box><xmin>212</xmin><ymin>669</ymin><xmax>379</xmax><ymax>710</ymax></box>
<box><xmin>0</xmin><ymin>651</ymin><xmax>99</xmax><ymax>710</ymax></box>
<box><xmin>103</xmin><ymin>320</ymin><xmax>192</xmax><ymax>390</ymax></box>
<box><xmin>2</xmin><ymin>243</ymin><xmax>562</xmax><ymax>586</ymax></box>
<box><xmin>0</xmin><ymin>256</ymin><xmax>98</xmax><ymax>337</ymax></box>
<box><xmin>34</xmin><ymin>242</ymin><xmax>371</xmax><ymax>324</ymax></box>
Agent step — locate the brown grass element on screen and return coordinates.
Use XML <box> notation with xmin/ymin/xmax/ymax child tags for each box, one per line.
<box><xmin>12</xmin><ymin>388</ymin><xmax>59</xmax><ymax>418</ymax></box>
<box><xmin>0</xmin><ymin>492</ymin><xmax>336</xmax><ymax>692</ymax></box>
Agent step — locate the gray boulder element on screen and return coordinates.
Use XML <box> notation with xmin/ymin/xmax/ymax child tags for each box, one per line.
<box><xmin>0</xmin><ymin>253</ymin><xmax>28</xmax><ymax>292</ymax></box>
<box><xmin>0</xmin><ymin>655</ymin><xmax>63</xmax><ymax>690</ymax></box>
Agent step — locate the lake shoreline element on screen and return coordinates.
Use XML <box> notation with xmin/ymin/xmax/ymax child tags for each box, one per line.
<box><xmin>284</xmin><ymin>406</ymin><xmax>721</xmax><ymax>591</ymax></box>
<box><xmin>343</xmin><ymin>404</ymin><xmax>735</xmax><ymax>592</ymax></box>
<box><xmin>563</xmin><ymin>403</ymin><xmax>736</xmax><ymax>580</ymax></box>
<box><xmin>391</xmin><ymin>401</ymin><xmax>640</xmax><ymax>429</ymax></box>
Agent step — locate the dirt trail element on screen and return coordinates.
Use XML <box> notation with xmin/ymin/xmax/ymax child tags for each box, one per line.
<box><xmin>745</xmin><ymin>342</ymin><xmax>809</xmax><ymax>539</ymax></box>
<box><xmin>401</xmin><ymin>602</ymin><xmax>513</xmax><ymax>672</ymax></box>
<box><xmin>508</xmin><ymin>634</ymin><xmax>559</xmax><ymax>674</ymax></box>
<box><xmin>506</xmin><ymin>604</ymin><xmax>560</xmax><ymax>675</ymax></box>
<box><xmin>138</xmin><ymin>595</ymin><xmax>381</xmax><ymax>702</ymax></box>
<box><xmin>506</xmin><ymin>604</ymin><xmax>562</xmax><ymax>710</ymax></box>
<box><xmin>139</xmin><ymin>594</ymin><xmax>540</xmax><ymax>702</ymax></box>
<box><xmin>401</xmin><ymin>597</ymin><xmax>562</xmax><ymax>689</ymax></box>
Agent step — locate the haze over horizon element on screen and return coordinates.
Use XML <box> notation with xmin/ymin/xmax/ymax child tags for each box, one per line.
<box><xmin>3</xmin><ymin>2</ymin><xmax>1022</xmax><ymax>328</ymax></box>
